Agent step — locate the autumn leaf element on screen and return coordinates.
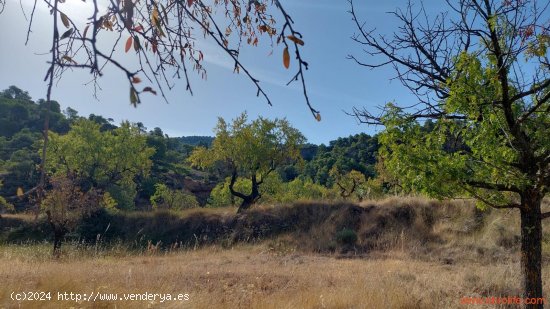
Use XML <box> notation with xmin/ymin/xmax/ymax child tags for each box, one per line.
<box><xmin>125</xmin><ymin>36</ymin><xmax>133</xmax><ymax>53</ymax></box>
<box><xmin>143</xmin><ymin>87</ymin><xmax>157</xmax><ymax>95</ymax></box>
<box><xmin>62</xmin><ymin>55</ymin><xmax>77</xmax><ymax>65</ymax></box>
<box><xmin>123</xmin><ymin>0</ymin><xmax>134</xmax><ymax>29</ymax></box>
<box><xmin>16</xmin><ymin>187</ymin><xmax>24</xmax><ymax>197</ymax></box>
<box><xmin>151</xmin><ymin>7</ymin><xmax>166</xmax><ymax>37</ymax></box>
<box><xmin>60</xmin><ymin>28</ymin><xmax>73</xmax><ymax>40</ymax></box>
<box><xmin>133</xmin><ymin>35</ymin><xmax>140</xmax><ymax>51</ymax></box>
<box><xmin>60</xmin><ymin>12</ymin><xmax>70</xmax><ymax>28</ymax></box>
<box><xmin>132</xmin><ymin>76</ymin><xmax>142</xmax><ymax>83</ymax></box>
<box><xmin>283</xmin><ymin>47</ymin><xmax>290</xmax><ymax>69</ymax></box>
<box><xmin>130</xmin><ymin>87</ymin><xmax>139</xmax><ymax>106</ymax></box>
<box><xmin>83</xmin><ymin>25</ymin><xmax>90</xmax><ymax>38</ymax></box>
<box><xmin>287</xmin><ymin>35</ymin><xmax>304</xmax><ymax>46</ymax></box>
<box><xmin>187</xmin><ymin>0</ymin><xmax>193</xmax><ymax>7</ymax></box>
<box><xmin>151</xmin><ymin>7</ymin><xmax>160</xmax><ymax>28</ymax></box>
<box><xmin>315</xmin><ymin>113</ymin><xmax>322</xmax><ymax>122</ymax></box>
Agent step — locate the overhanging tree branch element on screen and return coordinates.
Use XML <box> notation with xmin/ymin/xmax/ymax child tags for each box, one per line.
<box><xmin>466</xmin><ymin>181</ymin><xmax>522</xmax><ymax>193</ymax></box>
<box><xmin>462</xmin><ymin>186</ymin><xmax>521</xmax><ymax>210</ymax></box>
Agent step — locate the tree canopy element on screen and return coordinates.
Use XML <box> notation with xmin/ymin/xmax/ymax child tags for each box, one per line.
<box><xmin>0</xmin><ymin>86</ymin><xmax>382</xmax><ymax>211</ymax></box>
<box><xmin>46</xmin><ymin>119</ymin><xmax>155</xmax><ymax>209</ymax></box>
<box><xmin>302</xmin><ymin>133</ymin><xmax>378</xmax><ymax>186</ymax></box>
<box><xmin>188</xmin><ymin>112</ymin><xmax>305</xmax><ymax>212</ymax></box>
<box><xmin>350</xmin><ymin>0</ymin><xmax>549</xmax><ymax>303</ymax></box>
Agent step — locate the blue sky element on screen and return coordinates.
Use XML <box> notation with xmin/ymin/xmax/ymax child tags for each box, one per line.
<box><xmin>0</xmin><ymin>0</ymin><xmax>419</xmax><ymax>144</ymax></box>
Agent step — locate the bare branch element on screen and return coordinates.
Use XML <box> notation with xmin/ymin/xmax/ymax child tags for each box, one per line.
<box><xmin>228</xmin><ymin>168</ymin><xmax>248</xmax><ymax>201</ymax></box>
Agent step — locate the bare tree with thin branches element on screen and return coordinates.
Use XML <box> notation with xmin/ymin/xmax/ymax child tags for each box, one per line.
<box><xmin>3</xmin><ymin>0</ymin><xmax>319</xmax><ymax>208</ymax></box>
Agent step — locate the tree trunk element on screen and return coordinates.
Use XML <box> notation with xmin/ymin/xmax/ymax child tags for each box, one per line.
<box><xmin>520</xmin><ymin>192</ymin><xmax>544</xmax><ymax>308</ymax></box>
<box><xmin>237</xmin><ymin>197</ymin><xmax>254</xmax><ymax>213</ymax></box>
<box><xmin>52</xmin><ymin>227</ymin><xmax>65</xmax><ymax>258</ymax></box>
<box><xmin>37</xmin><ymin>99</ymin><xmax>52</xmax><ymax>221</ymax></box>
<box><xmin>46</xmin><ymin>211</ymin><xmax>66</xmax><ymax>258</ymax></box>
<box><xmin>236</xmin><ymin>175</ymin><xmax>260</xmax><ymax>213</ymax></box>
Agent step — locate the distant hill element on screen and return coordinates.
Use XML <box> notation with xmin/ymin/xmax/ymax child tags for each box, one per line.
<box><xmin>0</xmin><ymin>85</ymin><xmax>382</xmax><ymax>210</ymax></box>
<box><xmin>174</xmin><ymin>136</ymin><xmax>214</xmax><ymax>147</ymax></box>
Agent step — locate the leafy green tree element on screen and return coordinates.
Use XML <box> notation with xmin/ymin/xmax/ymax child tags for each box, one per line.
<box><xmin>303</xmin><ymin>133</ymin><xmax>378</xmax><ymax>186</ymax></box>
<box><xmin>277</xmin><ymin>177</ymin><xmax>335</xmax><ymax>203</ymax></box>
<box><xmin>350</xmin><ymin>0</ymin><xmax>549</xmax><ymax>302</ymax></box>
<box><xmin>106</xmin><ymin>180</ymin><xmax>138</xmax><ymax>210</ymax></box>
<box><xmin>329</xmin><ymin>167</ymin><xmax>367</xmax><ymax>201</ymax></box>
<box><xmin>0</xmin><ymin>86</ymin><xmax>32</xmax><ymax>101</ymax></box>
<box><xmin>88</xmin><ymin>114</ymin><xmax>117</xmax><ymax>131</ymax></box>
<box><xmin>189</xmin><ymin>112</ymin><xmax>305</xmax><ymax>212</ymax></box>
<box><xmin>136</xmin><ymin>129</ymin><xmax>195</xmax><ymax>202</ymax></box>
<box><xmin>63</xmin><ymin>107</ymin><xmax>80</xmax><ymax>122</ymax></box>
<box><xmin>46</xmin><ymin>119</ymin><xmax>155</xmax><ymax>209</ymax></box>
<box><xmin>150</xmin><ymin>183</ymin><xmax>198</xmax><ymax>210</ymax></box>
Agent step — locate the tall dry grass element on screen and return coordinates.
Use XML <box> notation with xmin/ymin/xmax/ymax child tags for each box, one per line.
<box><xmin>2</xmin><ymin>197</ymin><xmax>550</xmax><ymax>308</ymax></box>
<box><xmin>0</xmin><ymin>244</ymin><xmax>541</xmax><ymax>309</ymax></box>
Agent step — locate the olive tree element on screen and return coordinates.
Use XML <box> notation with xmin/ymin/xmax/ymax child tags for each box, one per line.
<box><xmin>349</xmin><ymin>0</ymin><xmax>549</xmax><ymax>304</ymax></box>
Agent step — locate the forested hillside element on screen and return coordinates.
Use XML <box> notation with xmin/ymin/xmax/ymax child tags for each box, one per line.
<box><xmin>0</xmin><ymin>86</ymin><xmax>381</xmax><ymax>212</ymax></box>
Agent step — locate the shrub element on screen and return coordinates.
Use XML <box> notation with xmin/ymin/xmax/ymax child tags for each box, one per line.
<box><xmin>335</xmin><ymin>228</ymin><xmax>358</xmax><ymax>246</ymax></box>
<box><xmin>208</xmin><ymin>175</ymin><xmax>339</xmax><ymax>207</ymax></box>
<box><xmin>106</xmin><ymin>180</ymin><xmax>137</xmax><ymax>210</ymax></box>
<box><xmin>0</xmin><ymin>195</ymin><xmax>14</xmax><ymax>213</ymax></box>
<box><xmin>150</xmin><ymin>183</ymin><xmax>198</xmax><ymax>210</ymax></box>
<box><xmin>0</xmin><ymin>180</ymin><xmax>15</xmax><ymax>213</ymax></box>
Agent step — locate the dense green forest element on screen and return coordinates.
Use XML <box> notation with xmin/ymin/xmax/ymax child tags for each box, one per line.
<box><xmin>0</xmin><ymin>86</ymin><xmax>381</xmax><ymax>212</ymax></box>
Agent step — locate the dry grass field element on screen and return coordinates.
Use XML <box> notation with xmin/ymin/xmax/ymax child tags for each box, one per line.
<box><xmin>1</xmin><ymin>197</ymin><xmax>550</xmax><ymax>308</ymax></box>
<box><xmin>0</xmin><ymin>244</ymin><xmax>537</xmax><ymax>309</ymax></box>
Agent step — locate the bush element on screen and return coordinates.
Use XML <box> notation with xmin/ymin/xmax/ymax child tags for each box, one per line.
<box><xmin>0</xmin><ymin>195</ymin><xmax>14</xmax><ymax>213</ymax></box>
<box><xmin>279</xmin><ymin>177</ymin><xmax>338</xmax><ymax>202</ymax></box>
<box><xmin>150</xmin><ymin>183</ymin><xmax>199</xmax><ymax>210</ymax></box>
<box><xmin>335</xmin><ymin>228</ymin><xmax>358</xmax><ymax>246</ymax></box>
<box><xmin>208</xmin><ymin>174</ymin><xmax>340</xmax><ymax>207</ymax></box>
<box><xmin>107</xmin><ymin>180</ymin><xmax>137</xmax><ymax>210</ymax></box>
